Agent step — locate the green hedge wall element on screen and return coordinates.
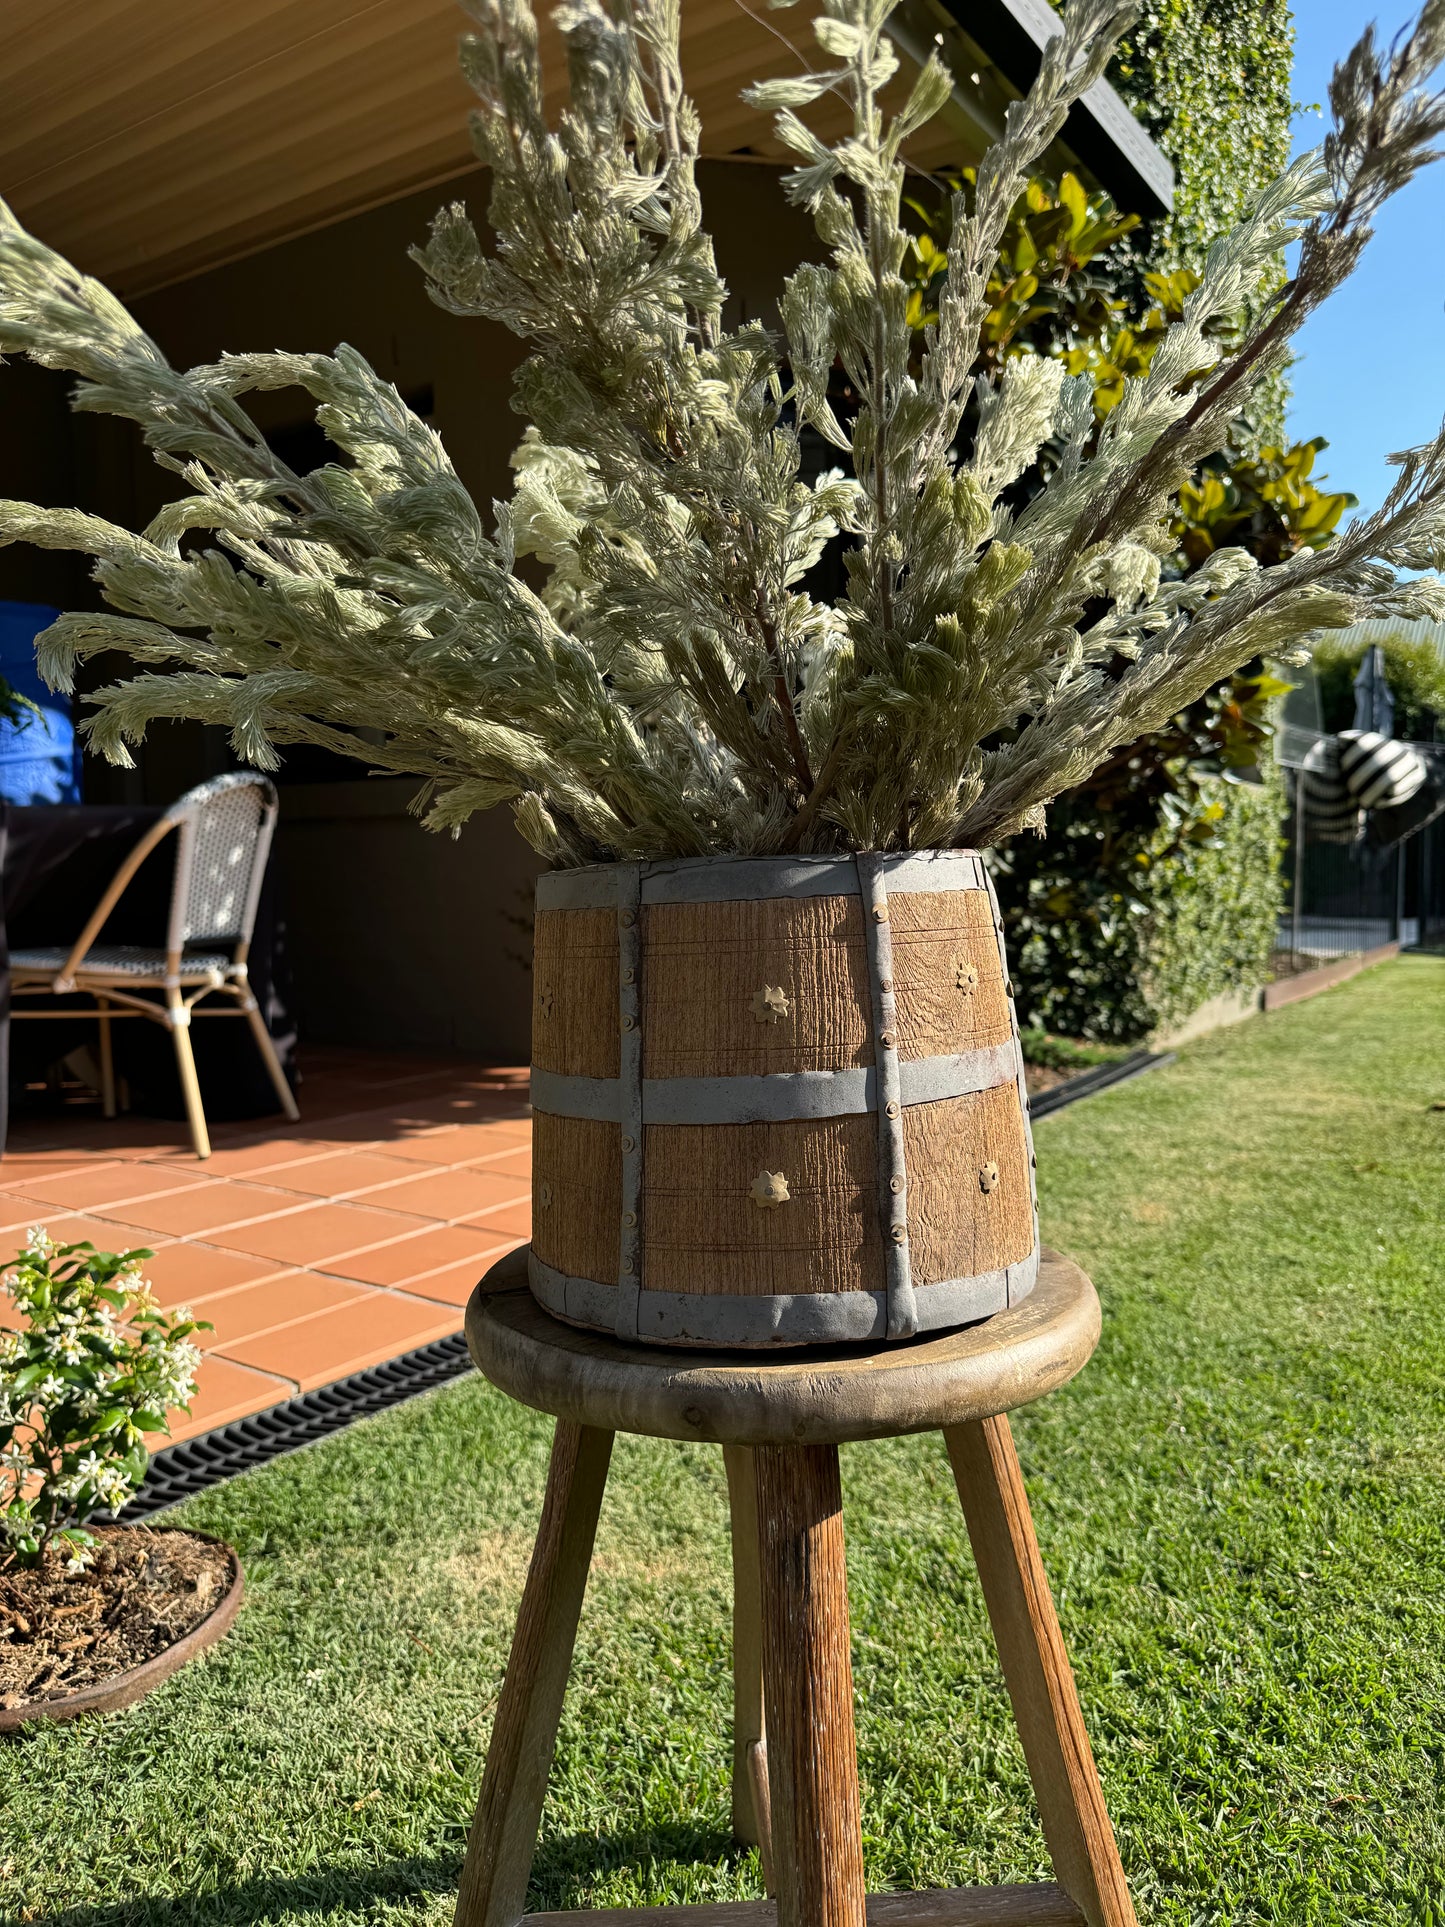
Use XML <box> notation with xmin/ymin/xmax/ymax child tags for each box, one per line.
<box><xmin>1111</xmin><ymin>0</ymin><xmax>1295</xmax><ymax>269</ymax></box>
<box><xmin>1112</xmin><ymin>0</ymin><xmax>1295</xmax><ymax>440</ymax></box>
<box><xmin>998</xmin><ymin>775</ymin><xmax>1285</xmax><ymax>1044</ymax></box>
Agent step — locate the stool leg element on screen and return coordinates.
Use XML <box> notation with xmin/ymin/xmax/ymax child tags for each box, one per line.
<box><xmin>944</xmin><ymin>1416</ymin><xmax>1138</xmax><ymax>1927</ymax></box>
<box><xmin>454</xmin><ymin>1421</ymin><xmax>614</xmax><ymax>1927</ymax></box>
<box><xmin>754</xmin><ymin>1443</ymin><xmax>866</xmax><ymax>1927</ymax></box>
<box><xmin>723</xmin><ymin>1445</ymin><xmax>773</xmax><ymax>1890</ymax></box>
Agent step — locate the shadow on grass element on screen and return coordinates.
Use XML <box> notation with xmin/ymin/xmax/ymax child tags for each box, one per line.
<box><xmin>15</xmin><ymin>1824</ymin><xmax>746</xmax><ymax>1926</ymax></box>
<box><xmin>8</xmin><ymin>1854</ymin><xmax>459</xmax><ymax>1927</ymax></box>
<box><xmin>530</xmin><ymin>1818</ymin><xmax>747</xmax><ymax>1906</ymax></box>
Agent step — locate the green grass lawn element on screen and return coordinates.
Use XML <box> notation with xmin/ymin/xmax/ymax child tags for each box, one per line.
<box><xmin>4</xmin><ymin>955</ymin><xmax>1444</xmax><ymax>1926</ymax></box>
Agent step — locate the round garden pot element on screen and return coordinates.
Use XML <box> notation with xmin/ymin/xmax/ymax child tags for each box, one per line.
<box><xmin>0</xmin><ymin>1528</ymin><xmax>243</xmax><ymax>1729</ymax></box>
<box><xmin>528</xmin><ymin>850</ymin><xmax>1038</xmax><ymax>1349</ymax></box>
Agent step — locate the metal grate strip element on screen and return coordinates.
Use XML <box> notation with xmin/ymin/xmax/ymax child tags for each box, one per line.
<box><xmin>1027</xmin><ymin>1049</ymin><xmax>1175</xmax><ymax>1120</ymax></box>
<box><xmin>114</xmin><ymin>1331</ymin><xmax>474</xmax><ymax>1521</ymax></box>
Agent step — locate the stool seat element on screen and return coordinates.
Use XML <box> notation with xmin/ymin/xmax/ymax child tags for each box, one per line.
<box><xmin>468</xmin><ymin>1247</ymin><xmax>1098</xmax><ymax>1445</ymax></box>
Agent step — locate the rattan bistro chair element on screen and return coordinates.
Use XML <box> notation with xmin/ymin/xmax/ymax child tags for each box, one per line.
<box><xmin>9</xmin><ymin>772</ymin><xmax>300</xmax><ymax>1159</ymax></box>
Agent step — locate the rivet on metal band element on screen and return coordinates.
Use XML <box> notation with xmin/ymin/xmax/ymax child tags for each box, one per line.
<box><xmin>615</xmin><ymin>865</ymin><xmax>644</xmax><ymax>1339</ymax></box>
<box><xmin>856</xmin><ymin>852</ymin><xmax>918</xmax><ymax>1340</ymax></box>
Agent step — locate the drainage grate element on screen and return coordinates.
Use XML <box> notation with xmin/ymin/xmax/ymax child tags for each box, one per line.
<box><xmin>116</xmin><ymin>1331</ymin><xmax>474</xmax><ymax>1521</ymax></box>
<box><xmin>1027</xmin><ymin>1048</ymin><xmax>1175</xmax><ymax>1119</ymax></box>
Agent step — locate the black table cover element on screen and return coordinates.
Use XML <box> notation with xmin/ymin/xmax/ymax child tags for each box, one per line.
<box><xmin>0</xmin><ymin>801</ymin><xmax>295</xmax><ymax>1153</ymax></box>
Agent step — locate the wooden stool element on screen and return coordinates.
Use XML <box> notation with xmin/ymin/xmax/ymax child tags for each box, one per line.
<box><xmin>455</xmin><ymin>1246</ymin><xmax>1138</xmax><ymax>1927</ymax></box>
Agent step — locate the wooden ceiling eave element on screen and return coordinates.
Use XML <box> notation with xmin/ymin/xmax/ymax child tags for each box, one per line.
<box><xmin>2</xmin><ymin>0</ymin><xmax>1164</xmax><ymax>298</ymax></box>
<box><xmin>6</xmin><ymin>0</ymin><xmax>456</xmax><ymax>188</ymax></box>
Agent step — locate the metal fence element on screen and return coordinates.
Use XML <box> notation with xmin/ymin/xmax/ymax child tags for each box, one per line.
<box><xmin>1407</xmin><ymin>811</ymin><xmax>1445</xmax><ymax>949</ymax></box>
<box><xmin>1278</xmin><ymin>762</ymin><xmax>1445</xmax><ymax>966</ymax></box>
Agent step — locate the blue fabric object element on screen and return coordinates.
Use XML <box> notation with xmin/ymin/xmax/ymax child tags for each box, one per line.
<box><xmin>0</xmin><ymin>600</ymin><xmax>81</xmax><ymax>803</ymax></box>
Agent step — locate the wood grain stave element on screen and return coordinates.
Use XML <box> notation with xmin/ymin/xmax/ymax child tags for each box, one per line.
<box><xmin>532</xmin><ymin>907</ymin><xmax>619</xmax><ymax>1080</ymax></box>
<box><xmin>641</xmin><ymin>895</ymin><xmax>874</xmax><ymax>1080</ymax></box>
<box><xmin>642</xmin><ymin>1114</ymin><xmax>883</xmax><ymax>1297</ymax></box>
<box><xmin>903</xmin><ymin>1086</ymin><xmax>1035</xmax><ymax>1286</ymax></box>
<box><xmin>889</xmin><ymin>890</ymin><xmax>1015</xmax><ymax>1058</ymax></box>
<box><xmin>531</xmin><ymin>1113</ymin><xmax>621</xmax><ymax>1287</ymax></box>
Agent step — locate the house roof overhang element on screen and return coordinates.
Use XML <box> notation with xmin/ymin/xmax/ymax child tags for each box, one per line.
<box><xmin>2</xmin><ymin>0</ymin><xmax>1173</xmax><ymax>298</ymax></box>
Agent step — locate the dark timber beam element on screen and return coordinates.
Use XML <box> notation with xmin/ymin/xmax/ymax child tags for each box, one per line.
<box><xmin>924</xmin><ymin>0</ymin><xmax>1175</xmax><ymax>218</ymax></box>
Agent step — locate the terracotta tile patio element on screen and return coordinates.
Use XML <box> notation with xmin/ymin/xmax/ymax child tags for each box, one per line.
<box><xmin>0</xmin><ymin>1048</ymin><xmax>532</xmax><ymax>1442</ymax></box>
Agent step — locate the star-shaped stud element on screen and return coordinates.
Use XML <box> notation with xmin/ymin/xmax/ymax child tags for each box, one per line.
<box><xmin>955</xmin><ymin>959</ymin><xmax>979</xmax><ymax>993</ymax></box>
<box><xmin>750</xmin><ymin>984</ymin><xmax>791</xmax><ymax>1024</ymax></box>
<box><xmin>979</xmin><ymin>1162</ymin><xmax>1000</xmax><ymax>1193</ymax></box>
<box><xmin>538</xmin><ymin>984</ymin><xmax>554</xmax><ymax>1018</ymax></box>
<box><xmin>751</xmin><ymin>1170</ymin><xmax>791</xmax><ymax>1209</ymax></box>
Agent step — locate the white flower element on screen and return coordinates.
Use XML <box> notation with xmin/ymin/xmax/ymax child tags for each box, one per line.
<box><xmin>97</xmin><ymin>1467</ymin><xmax>133</xmax><ymax>1507</ymax></box>
<box><xmin>25</xmin><ymin>1225</ymin><xmax>52</xmax><ymax>1256</ymax></box>
<box><xmin>36</xmin><ymin>1375</ymin><xmax>63</xmax><ymax>1403</ymax></box>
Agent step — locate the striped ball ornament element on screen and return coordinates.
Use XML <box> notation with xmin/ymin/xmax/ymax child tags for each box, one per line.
<box><xmin>1338</xmin><ymin>730</ymin><xmax>1428</xmax><ymax>811</ymax></box>
<box><xmin>1300</xmin><ymin>737</ymin><xmax>1362</xmax><ymax>843</ymax></box>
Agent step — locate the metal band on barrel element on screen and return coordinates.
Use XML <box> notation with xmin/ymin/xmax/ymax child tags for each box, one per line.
<box><xmin>528</xmin><ymin>1040</ymin><xmax>1021</xmax><ymax>1126</ymax></box>
<box><xmin>527</xmin><ymin>1246</ymin><xmax>1038</xmax><ymax>1347</ymax></box>
<box><xmin>857</xmin><ymin>853</ymin><xmax>917</xmax><ymax>1341</ymax></box>
<box><xmin>615</xmin><ymin>866</ymin><xmax>643</xmax><ymax>1340</ymax></box>
<box><xmin>535</xmin><ymin>849</ymin><xmax>987</xmax><ymax>911</ymax></box>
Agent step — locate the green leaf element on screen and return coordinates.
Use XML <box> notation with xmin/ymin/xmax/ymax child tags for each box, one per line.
<box><xmin>1058</xmin><ymin>172</ymin><xmax>1089</xmax><ymax>233</ymax></box>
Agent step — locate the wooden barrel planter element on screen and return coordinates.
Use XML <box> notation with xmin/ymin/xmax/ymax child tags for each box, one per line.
<box><xmin>528</xmin><ymin>852</ymin><xmax>1037</xmax><ymax>1348</ymax></box>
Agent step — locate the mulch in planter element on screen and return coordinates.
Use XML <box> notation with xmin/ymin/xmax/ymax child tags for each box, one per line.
<box><xmin>0</xmin><ymin>1526</ymin><xmax>232</xmax><ymax>1711</ymax></box>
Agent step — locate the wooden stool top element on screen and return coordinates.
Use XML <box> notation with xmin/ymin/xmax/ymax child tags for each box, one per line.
<box><xmin>466</xmin><ymin>1246</ymin><xmax>1098</xmax><ymax>1447</ymax></box>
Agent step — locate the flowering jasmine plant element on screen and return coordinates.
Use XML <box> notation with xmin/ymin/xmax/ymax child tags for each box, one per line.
<box><xmin>0</xmin><ymin>1231</ymin><xmax>206</xmax><ymax>1571</ymax></box>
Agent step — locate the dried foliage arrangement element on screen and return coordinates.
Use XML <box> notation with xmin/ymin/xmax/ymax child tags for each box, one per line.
<box><xmin>3</xmin><ymin>0</ymin><xmax>1445</xmax><ymax>866</ymax></box>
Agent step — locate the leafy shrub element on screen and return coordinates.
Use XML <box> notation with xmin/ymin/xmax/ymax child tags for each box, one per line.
<box><xmin>1111</xmin><ymin>0</ymin><xmax>1295</xmax><ymax>276</ymax></box>
<box><xmin>996</xmin><ymin>770</ymin><xmax>1283</xmax><ymax>1041</ymax></box>
<box><xmin>0</xmin><ymin>1231</ymin><xmax>206</xmax><ymax>1571</ymax></box>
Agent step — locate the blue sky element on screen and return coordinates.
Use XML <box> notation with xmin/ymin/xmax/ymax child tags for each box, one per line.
<box><xmin>1285</xmin><ymin>0</ymin><xmax>1445</xmax><ymax>515</ymax></box>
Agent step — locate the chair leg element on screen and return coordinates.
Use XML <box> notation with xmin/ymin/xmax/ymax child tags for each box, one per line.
<box><xmin>239</xmin><ymin>991</ymin><xmax>300</xmax><ymax>1121</ymax></box>
<box><xmin>723</xmin><ymin>1444</ymin><xmax>773</xmax><ymax>1891</ymax></box>
<box><xmin>96</xmin><ymin>999</ymin><xmax>116</xmax><ymax>1119</ymax></box>
<box><xmin>754</xmin><ymin>1443</ymin><xmax>866</xmax><ymax>1927</ymax></box>
<box><xmin>944</xmin><ymin>1416</ymin><xmax>1138</xmax><ymax>1927</ymax></box>
<box><xmin>454</xmin><ymin>1421</ymin><xmax>614</xmax><ymax>1927</ymax></box>
<box><xmin>166</xmin><ymin>994</ymin><xmax>211</xmax><ymax>1161</ymax></box>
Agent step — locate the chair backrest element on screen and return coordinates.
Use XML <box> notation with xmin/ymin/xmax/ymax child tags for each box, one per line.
<box><xmin>164</xmin><ymin>771</ymin><xmax>279</xmax><ymax>954</ymax></box>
